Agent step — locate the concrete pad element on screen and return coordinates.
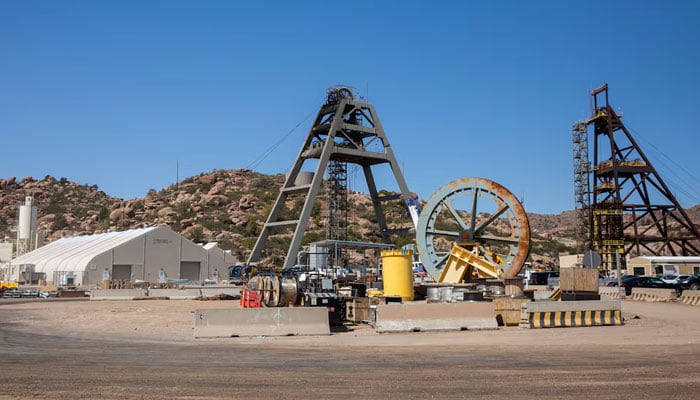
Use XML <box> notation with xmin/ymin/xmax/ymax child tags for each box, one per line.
<box><xmin>374</xmin><ymin>302</ymin><xmax>497</xmax><ymax>333</ymax></box>
<box><xmin>148</xmin><ymin>288</ymin><xmax>202</xmax><ymax>300</ymax></box>
<box><xmin>200</xmin><ymin>287</ymin><xmax>241</xmax><ymax>298</ymax></box>
<box><xmin>194</xmin><ymin>307</ymin><xmax>330</xmax><ymax>338</ymax></box>
<box><xmin>90</xmin><ymin>289</ymin><xmax>146</xmax><ymax>301</ymax></box>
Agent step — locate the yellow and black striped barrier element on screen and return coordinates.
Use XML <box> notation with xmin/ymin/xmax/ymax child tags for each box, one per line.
<box><xmin>527</xmin><ymin>309</ymin><xmax>622</xmax><ymax>328</ymax></box>
<box><xmin>548</xmin><ymin>287</ymin><xmax>561</xmax><ymax>301</ymax></box>
<box><xmin>680</xmin><ymin>290</ymin><xmax>700</xmax><ymax>306</ymax></box>
<box><xmin>519</xmin><ymin>300</ymin><xmax>623</xmax><ymax>329</ymax></box>
<box><xmin>598</xmin><ymin>287</ymin><xmax>623</xmax><ymax>299</ymax></box>
<box><xmin>629</xmin><ymin>288</ymin><xmax>676</xmax><ymax>302</ymax></box>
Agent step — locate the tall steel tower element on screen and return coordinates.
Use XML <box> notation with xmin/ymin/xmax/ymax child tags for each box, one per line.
<box><xmin>247</xmin><ymin>86</ymin><xmax>415</xmax><ymax>270</ymax></box>
<box><xmin>572</xmin><ymin>121</ymin><xmax>591</xmax><ymax>253</ymax></box>
<box><xmin>326</xmin><ymin>159</ymin><xmax>348</xmax><ymax>241</ymax></box>
<box><xmin>576</xmin><ymin>84</ymin><xmax>700</xmax><ymax>271</ymax></box>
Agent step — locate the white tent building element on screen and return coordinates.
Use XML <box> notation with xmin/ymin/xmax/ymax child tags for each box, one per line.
<box><xmin>4</xmin><ymin>226</ymin><xmax>237</xmax><ymax>286</ymax></box>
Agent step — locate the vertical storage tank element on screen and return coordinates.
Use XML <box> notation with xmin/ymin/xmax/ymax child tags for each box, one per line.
<box><xmin>17</xmin><ymin>196</ymin><xmax>37</xmax><ymax>240</ymax></box>
<box><xmin>380</xmin><ymin>249</ymin><xmax>414</xmax><ymax>301</ymax></box>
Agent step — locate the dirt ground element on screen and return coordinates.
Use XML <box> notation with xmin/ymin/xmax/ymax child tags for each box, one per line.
<box><xmin>1</xmin><ymin>298</ymin><xmax>700</xmax><ymax>399</ymax></box>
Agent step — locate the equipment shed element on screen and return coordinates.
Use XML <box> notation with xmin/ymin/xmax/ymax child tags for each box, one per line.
<box><xmin>4</xmin><ymin>226</ymin><xmax>236</xmax><ymax>286</ymax></box>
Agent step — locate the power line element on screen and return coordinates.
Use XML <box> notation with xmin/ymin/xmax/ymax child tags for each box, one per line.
<box><xmin>627</xmin><ymin>122</ymin><xmax>700</xmax><ymax>206</ymax></box>
<box><xmin>245</xmin><ymin>110</ymin><xmax>316</xmax><ymax>171</ymax></box>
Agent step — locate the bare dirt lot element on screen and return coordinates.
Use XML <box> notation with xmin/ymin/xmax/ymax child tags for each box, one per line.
<box><xmin>1</xmin><ymin>298</ymin><xmax>700</xmax><ymax>399</ymax></box>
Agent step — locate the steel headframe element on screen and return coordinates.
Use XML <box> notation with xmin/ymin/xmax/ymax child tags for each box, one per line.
<box><xmin>581</xmin><ymin>83</ymin><xmax>700</xmax><ymax>271</ymax></box>
<box><xmin>246</xmin><ymin>86</ymin><xmax>415</xmax><ymax>270</ymax></box>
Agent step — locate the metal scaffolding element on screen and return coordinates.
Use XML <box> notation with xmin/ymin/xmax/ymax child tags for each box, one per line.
<box><xmin>327</xmin><ymin>160</ymin><xmax>348</xmax><ymax>241</ymax></box>
<box><xmin>572</xmin><ymin>121</ymin><xmax>591</xmax><ymax>252</ymax></box>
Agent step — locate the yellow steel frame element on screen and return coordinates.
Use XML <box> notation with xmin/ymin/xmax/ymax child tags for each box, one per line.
<box><xmin>438</xmin><ymin>243</ymin><xmax>504</xmax><ymax>283</ymax></box>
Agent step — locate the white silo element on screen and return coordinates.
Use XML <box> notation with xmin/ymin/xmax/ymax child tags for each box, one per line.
<box><xmin>18</xmin><ymin>196</ymin><xmax>37</xmax><ymax>240</ymax></box>
<box><xmin>16</xmin><ymin>196</ymin><xmax>38</xmax><ymax>255</ymax></box>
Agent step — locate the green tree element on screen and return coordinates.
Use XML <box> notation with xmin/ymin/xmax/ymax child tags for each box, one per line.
<box><xmin>51</xmin><ymin>213</ymin><xmax>68</xmax><ymax>231</ymax></box>
<box><xmin>189</xmin><ymin>226</ymin><xmax>204</xmax><ymax>243</ymax></box>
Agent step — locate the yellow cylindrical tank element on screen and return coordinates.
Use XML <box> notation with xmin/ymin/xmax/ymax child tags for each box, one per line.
<box><xmin>381</xmin><ymin>249</ymin><xmax>414</xmax><ymax>301</ymax></box>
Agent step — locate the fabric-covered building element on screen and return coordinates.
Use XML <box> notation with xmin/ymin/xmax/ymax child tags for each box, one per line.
<box><xmin>4</xmin><ymin>226</ymin><xmax>237</xmax><ymax>286</ymax></box>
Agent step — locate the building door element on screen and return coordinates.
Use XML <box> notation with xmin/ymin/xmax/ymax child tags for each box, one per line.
<box><xmin>112</xmin><ymin>265</ymin><xmax>132</xmax><ymax>281</ymax></box>
<box><xmin>180</xmin><ymin>262</ymin><xmax>200</xmax><ymax>281</ymax></box>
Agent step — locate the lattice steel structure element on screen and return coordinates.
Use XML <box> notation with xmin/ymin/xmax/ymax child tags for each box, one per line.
<box><xmin>247</xmin><ymin>86</ymin><xmax>414</xmax><ymax>270</ymax></box>
<box><xmin>578</xmin><ymin>84</ymin><xmax>700</xmax><ymax>271</ymax></box>
<box><xmin>572</xmin><ymin>121</ymin><xmax>591</xmax><ymax>252</ymax></box>
<box><xmin>327</xmin><ymin>160</ymin><xmax>348</xmax><ymax>241</ymax></box>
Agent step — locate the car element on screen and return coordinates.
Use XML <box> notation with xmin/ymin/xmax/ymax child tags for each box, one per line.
<box><xmin>546</xmin><ymin>271</ymin><xmax>560</xmax><ymax>288</ymax></box>
<box><xmin>602</xmin><ymin>275</ymin><xmax>621</xmax><ymax>286</ymax></box>
<box><xmin>529</xmin><ymin>271</ymin><xmax>556</xmax><ymax>285</ymax></box>
<box><xmin>676</xmin><ymin>275</ymin><xmax>696</xmax><ymax>287</ymax></box>
<box><xmin>3</xmin><ymin>289</ymin><xmax>22</xmax><ymax>298</ymax></box>
<box><xmin>620</xmin><ymin>276</ymin><xmax>682</xmax><ymax>296</ymax></box>
<box><xmin>657</xmin><ymin>274</ymin><xmax>691</xmax><ymax>285</ymax></box>
<box><xmin>656</xmin><ymin>274</ymin><xmax>679</xmax><ymax>284</ymax></box>
<box><xmin>680</xmin><ymin>274</ymin><xmax>700</xmax><ymax>291</ymax></box>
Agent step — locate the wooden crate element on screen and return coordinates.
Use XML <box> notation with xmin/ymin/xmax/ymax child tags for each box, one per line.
<box><xmin>346</xmin><ymin>297</ymin><xmax>372</xmax><ymax>323</ymax></box>
<box><xmin>493</xmin><ymin>297</ymin><xmax>529</xmax><ymax>326</ymax></box>
<box><xmin>560</xmin><ymin>268</ymin><xmax>599</xmax><ymax>292</ymax></box>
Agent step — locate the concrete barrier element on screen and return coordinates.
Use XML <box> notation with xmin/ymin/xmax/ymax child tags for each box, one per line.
<box><xmin>90</xmin><ymin>289</ymin><xmax>146</xmax><ymax>301</ymax></box>
<box><xmin>200</xmin><ymin>287</ymin><xmax>241</xmax><ymax>298</ymax></box>
<box><xmin>374</xmin><ymin>302</ymin><xmax>497</xmax><ymax>333</ymax></box>
<box><xmin>193</xmin><ymin>307</ymin><xmax>330</xmax><ymax>338</ymax></box>
<box><xmin>520</xmin><ymin>300</ymin><xmax>623</xmax><ymax>329</ymax></box>
<box><xmin>680</xmin><ymin>290</ymin><xmax>700</xmax><ymax>306</ymax></box>
<box><xmin>599</xmin><ymin>286</ymin><xmax>624</xmax><ymax>299</ymax></box>
<box><xmin>148</xmin><ymin>288</ymin><xmax>202</xmax><ymax>300</ymax></box>
<box><xmin>629</xmin><ymin>288</ymin><xmax>677</xmax><ymax>302</ymax></box>
<box><xmin>533</xmin><ymin>290</ymin><xmax>555</xmax><ymax>300</ymax></box>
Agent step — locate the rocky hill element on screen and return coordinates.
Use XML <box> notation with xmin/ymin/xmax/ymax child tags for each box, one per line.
<box><xmin>8</xmin><ymin>169</ymin><xmax>689</xmax><ymax>268</ymax></box>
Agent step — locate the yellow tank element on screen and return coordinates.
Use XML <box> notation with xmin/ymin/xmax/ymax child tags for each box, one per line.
<box><xmin>380</xmin><ymin>249</ymin><xmax>414</xmax><ymax>301</ymax></box>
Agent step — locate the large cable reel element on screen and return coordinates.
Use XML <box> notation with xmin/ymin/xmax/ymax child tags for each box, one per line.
<box><xmin>416</xmin><ymin>177</ymin><xmax>531</xmax><ymax>281</ymax></box>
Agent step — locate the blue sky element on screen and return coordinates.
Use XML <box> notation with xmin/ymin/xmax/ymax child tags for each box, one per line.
<box><xmin>2</xmin><ymin>1</ymin><xmax>700</xmax><ymax>214</ymax></box>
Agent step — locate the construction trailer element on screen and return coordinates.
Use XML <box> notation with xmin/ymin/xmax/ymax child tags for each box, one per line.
<box><xmin>627</xmin><ymin>256</ymin><xmax>700</xmax><ymax>276</ymax></box>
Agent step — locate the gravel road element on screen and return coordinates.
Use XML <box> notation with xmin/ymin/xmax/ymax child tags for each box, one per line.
<box><xmin>1</xmin><ymin>299</ymin><xmax>698</xmax><ymax>399</ymax></box>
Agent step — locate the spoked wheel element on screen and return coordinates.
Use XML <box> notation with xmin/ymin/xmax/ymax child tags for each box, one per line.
<box><xmin>416</xmin><ymin>177</ymin><xmax>531</xmax><ymax>280</ymax></box>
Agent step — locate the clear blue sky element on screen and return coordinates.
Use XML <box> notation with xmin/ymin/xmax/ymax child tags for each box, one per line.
<box><xmin>2</xmin><ymin>0</ymin><xmax>700</xmax><ymax>214</ymax></box>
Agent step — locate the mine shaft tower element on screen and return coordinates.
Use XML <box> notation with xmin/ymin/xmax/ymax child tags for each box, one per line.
<box><xmin>574</xmin><ymin>84</ymin><xmax>700</xmax><ymax>271</ymax></box>
<box><xmin>247</xmin><ymin>86</ymin><xmax>414</xmax><ymax>270</ymax></box>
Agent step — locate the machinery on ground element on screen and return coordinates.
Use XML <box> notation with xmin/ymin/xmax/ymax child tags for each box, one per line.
<box><xmin>241</xmin><ymin>86</ymin><xmax>531</xmax><ymax>316</ymax></box>
<box><xmin>415</xmin><ymin>177</ymin><xmax>530</xmax><ymax>283</ymax></box>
